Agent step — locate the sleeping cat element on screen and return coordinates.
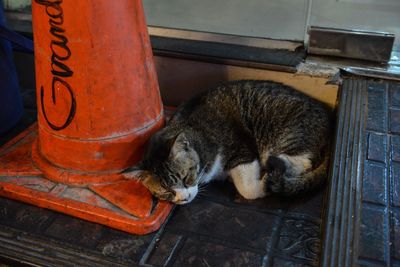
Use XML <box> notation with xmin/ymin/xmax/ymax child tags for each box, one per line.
<box><xmin>124</xmin><ymin>80</ymin><xmax>332</xmax><ymax>204</ymax></box>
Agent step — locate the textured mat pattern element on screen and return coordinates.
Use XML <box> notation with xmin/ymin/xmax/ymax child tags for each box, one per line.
<box><xmin>322</xmin><ymin>77</ymin><xmax>400</xmax><ymax>267</ymax></box>
<box><xmin>0</xmin><ymin>185</ymin><xmax>325</xmax><ymax>266</ymax></box>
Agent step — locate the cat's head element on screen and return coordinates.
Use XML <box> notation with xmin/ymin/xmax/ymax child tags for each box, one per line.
<box><xmin>128</xmin><ymin>129</ymin><xmax>200</xmax><ymax>205</ymax></box>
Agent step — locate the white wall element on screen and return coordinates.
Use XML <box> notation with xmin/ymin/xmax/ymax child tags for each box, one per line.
<box><xmin>143</xmin><ymin>0</ymin><xmax>310</xmax><ymax>41</ymax></box>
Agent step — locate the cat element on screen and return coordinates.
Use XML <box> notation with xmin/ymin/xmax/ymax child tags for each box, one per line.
<box><xmin>124</xmin><ymin>80</ymin><xmax>333</xmax><ymax>205</ymax></box>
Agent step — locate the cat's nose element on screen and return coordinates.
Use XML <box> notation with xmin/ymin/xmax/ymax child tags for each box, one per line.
<box><xmin>181</xmin><ymin>193</ymin><xmax>191</xmax><ymax>202</ymax></box>
<box><xmin>172</xmin><ymin>187</ymin><xmax>197</xmax><ymax>204</ymax></box>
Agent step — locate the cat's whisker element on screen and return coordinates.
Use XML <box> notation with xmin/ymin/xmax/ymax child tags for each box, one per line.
<box><xmin>198</xmin><ymin>188</ymin><xmax>207</xmax><ymax>194</ymax></box>
<box><xmin>197</xmin><ymin>165</ymin><xmax>208</xmax><ymax>184</ymax></box>
<box><xmin>197</xmin><ymin>188</ymin><xmax>205</xmax><ymax>193</ymax></box>
<box><xmin>199</xmin><ymin>183</ymin><xmax>210</xmax><ymax>190</ymax></box>
<box><xmin>196</xmin><ymin>191</ymin><xmax>208</xmax><ymax>198</ymax></box>
<box><xmin>197</xmin><ymin>183</ymin><xmax>210</xmax><ymax>197</ymax></box>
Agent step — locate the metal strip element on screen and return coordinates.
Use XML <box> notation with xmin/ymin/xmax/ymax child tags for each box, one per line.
<box><xmin>308</xmin><ymin>26</ymin><xmax>395</xmax><ymax>62</ymax></box>
<box><xmin>342</xmin><ymin>67</ymin><xmax>400</xmax><ymax>82</ymax></box>
<box><xmin>148</xmin><ymin>26</ymin><xmax>303</xmax><ymax>51</ymax></box>
<box><xmin>321</xmin><ymin>78</ymin><xmax>367</xmax><ymax>267</ymax></box>
<box><xmin>152</xmin><ymin>49</ymin><xmax>298</xmax><ymax>73</ymax></box>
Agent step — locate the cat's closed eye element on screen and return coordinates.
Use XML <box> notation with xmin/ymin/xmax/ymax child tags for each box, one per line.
<box><xmin>183</xmin><ymin>174</ymin><xmax>196</xmax><ymax>187</ymax></box>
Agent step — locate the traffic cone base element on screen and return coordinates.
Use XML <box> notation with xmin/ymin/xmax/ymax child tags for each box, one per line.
<box><xmin>0</xmin><ymin>124</ymin><xmax>173</xmax><ymax>235</ymax></box>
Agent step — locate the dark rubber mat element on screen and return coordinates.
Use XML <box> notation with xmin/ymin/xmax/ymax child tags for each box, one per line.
<box><xmin>0</xmin><ymin>186</ymin><xmax>325</xmax><ymax>266</ymax></box>
<box><xmin>322</xmin><ymin>77</ymin><xmax>400</xmax><ymax>267</ymax></box>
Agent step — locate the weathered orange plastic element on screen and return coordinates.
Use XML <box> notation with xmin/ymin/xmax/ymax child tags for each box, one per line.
<box><xmin>33</xmin><ymin>0</ymin><xmax>163</xmax><ymax>182</ymax></box>
<box><xmin>0</xmin><ymin>0</ymin><xmax>173</xmax><ymax>234</ymax></box>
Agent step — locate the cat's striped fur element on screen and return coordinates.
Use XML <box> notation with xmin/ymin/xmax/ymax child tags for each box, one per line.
<box><xmin>125</xmin><ymin>80</ymin><xmax>333</xmax><ymax>204</ymax></box>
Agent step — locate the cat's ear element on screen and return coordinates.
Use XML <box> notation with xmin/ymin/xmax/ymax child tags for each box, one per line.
<box><xmin>170</xmin><ymin>132</ymin><xmax>190</xmax><ymax>157</ymax></box>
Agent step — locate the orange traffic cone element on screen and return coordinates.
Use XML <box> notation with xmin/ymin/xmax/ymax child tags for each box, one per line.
<box><xmin>0</xmin><ymin>0</ymin><xmax>172</xmax><ymax>234</ymax></box>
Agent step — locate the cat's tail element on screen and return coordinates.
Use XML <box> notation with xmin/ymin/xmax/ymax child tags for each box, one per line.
<box><xmin>265</xmin><ymin>152</ymin><xmax>330</xmax><ymax>195</ymax></box>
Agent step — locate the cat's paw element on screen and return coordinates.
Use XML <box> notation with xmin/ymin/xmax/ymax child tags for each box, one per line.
<box><xmin>264</xmin><ymin>173</ymin><xmax>284</xmax><ymax>193</ymax></box>
<box><xmin>263</xmin><ymin>156</ymin><xmax>286</xmax><ymax>193</ymax></box>
<box><xmin>121</xmin><ymin>167</ymin><xmax>143</xmax><ymax>180</ymax></box>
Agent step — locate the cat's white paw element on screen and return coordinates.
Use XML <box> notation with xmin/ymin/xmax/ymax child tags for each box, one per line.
<box><xmin>121</xmin><ymin>168</ymin><xmax>141</xmax><ymax>179</ymax></box>
<box><xmin>230</xmin><ymin>160</ymin><xmax>267</xmax><ymax>200</ymax></box>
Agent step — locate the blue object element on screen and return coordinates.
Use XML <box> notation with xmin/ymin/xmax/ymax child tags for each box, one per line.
<box><xmin>0</xmin><ymin>24</ymin><xmax>34</xmax><ymax>53</ymax></box>
<box><xmin>0</xmin><ymin>3</ymin><xmax>34</xmax><ymax>134</ymax></box>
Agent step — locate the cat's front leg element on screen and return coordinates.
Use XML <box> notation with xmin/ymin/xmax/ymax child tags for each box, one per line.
<box><xmin>229</xmin><ymin>160</ymin><xmax>267</xmax><ymax>200</ymax></box>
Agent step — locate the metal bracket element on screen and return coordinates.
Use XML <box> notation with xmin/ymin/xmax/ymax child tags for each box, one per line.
<box><xmin>308</xmin><ymin>26</ymin><xmax>395</xmax><ymax>63</ymax></box>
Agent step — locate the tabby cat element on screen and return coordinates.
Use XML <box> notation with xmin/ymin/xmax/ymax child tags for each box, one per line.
<box><xmin>124</xmin><ymin>80</ymin><xmax>332</xmax><ymax>204</ymax></box>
